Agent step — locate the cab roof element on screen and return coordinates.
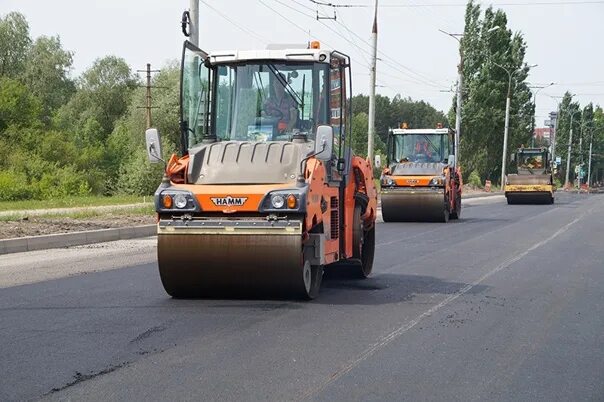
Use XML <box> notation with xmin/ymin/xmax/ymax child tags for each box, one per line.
<box><xmin>391</xmin><ymin>128</ymin><xmax>453</xmax><ymax>135</ymax></box>
<box><xmin>207</xmin><ymin>48</ymin><xmax>334</xmax><ymax>65</ymax></box>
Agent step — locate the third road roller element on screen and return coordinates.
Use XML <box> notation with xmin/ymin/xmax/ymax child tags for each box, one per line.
<box><xmin>505</xmin><ymin>147</ymin><xmax>554</xmax><ymax>204</ymax></box>
<box><xmin>379</xmin><ymin>124</ymin><xmax>462</xmax><ymax>222</ymax></box>
<box><xmin>144</xmin><ymin>40</ymin><xmax>377</xmax><ymax>299</ymax></box>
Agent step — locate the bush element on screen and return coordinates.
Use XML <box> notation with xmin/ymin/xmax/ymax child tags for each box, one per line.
<box><xmin>467</xmin><ymin>170</ymin><xmax>483</xmax><ymax>188</ymax></box>
<box><xmin>0</xmin><ymin>171</ymin><xmax>36</xmax><ymax>201</ymax></box>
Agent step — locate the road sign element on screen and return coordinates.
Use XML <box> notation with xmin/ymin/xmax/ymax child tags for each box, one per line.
<box><xmin>555</xmin><ymin>156</ymin><xmax>561</xmax><ymax>165</ymax></box>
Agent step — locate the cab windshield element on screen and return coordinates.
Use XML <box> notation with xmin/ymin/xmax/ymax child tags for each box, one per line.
<box><xmin>518</xmin><ymin>152</ymin><xmax>545</xmax><ymax>173</ymax></box>
<box><xmin>214</xmin><ymin>62</ymin><xmax>329</xmax><ymax>142</ymax></box>
<box><xmin>391</xmin><ymin>134</ymin><xmax>449</xmax><ymax>164</ymax></box>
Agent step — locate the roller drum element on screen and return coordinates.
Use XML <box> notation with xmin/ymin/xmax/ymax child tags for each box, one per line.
<box><xmin>381</xmin><ymin>189</ymin><xmax>447</xmax><ymax>222</ymax></box>
<box><xmin>158</xmin><ymin>231</ymin><xmax>307</xmax><ymax>298</ymax></box>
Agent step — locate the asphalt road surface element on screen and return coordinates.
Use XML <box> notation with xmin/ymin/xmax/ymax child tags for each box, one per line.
<box><xmin>1</xmin><ymin>193</ymin><xmax>603</xmax><ymax>401</ymax></box>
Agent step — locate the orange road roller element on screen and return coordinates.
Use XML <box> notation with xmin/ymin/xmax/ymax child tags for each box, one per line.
<box><xmin>144</xmin><ymin>41</ymin><xmax>377</xmax><ymax>299</ymax></box>
<box><xmin>379</xmin><ymin>124</ymin><xmax>462</xmax><ymax>222</ymax></box>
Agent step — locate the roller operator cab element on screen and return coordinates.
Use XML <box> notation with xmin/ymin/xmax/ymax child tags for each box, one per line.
<box><xmin>506</xmin><ymin>147</ymin><xmax>554</xmax><ymax>204</ymax></box>
<box><xmin>380</xmin><ymin>125</ymin><xmax>462</xmax><ymax>222</ymax></box>
<box><xmin>145</xmin><ymin>41</ymin><xmax>377</xmax><ymax>299</ymax></box>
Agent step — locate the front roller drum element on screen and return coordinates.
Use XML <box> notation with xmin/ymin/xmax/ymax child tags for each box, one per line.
<box><xmin>506</xmin><ymin>192</ymin><xmax>554</xmax><ymax>205</ymax></box>
<box><xmin>158</xmin><ymin>233</ymin><xmax>321</xmax><ymax>299</ymax></box>
<box><xmin>382</xmin><ymin>190</ymin><xmax>449</xmax><ymax>222</ymax></box>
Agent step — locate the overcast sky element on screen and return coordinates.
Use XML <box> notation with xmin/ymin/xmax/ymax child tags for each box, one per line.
<box><xmin>2</xmin><ymin>0</ymin><xmax>603</xmax><ymax>126</ymax></box>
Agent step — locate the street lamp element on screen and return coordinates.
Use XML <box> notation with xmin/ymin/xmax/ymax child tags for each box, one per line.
<box><xmin>492</xmin><ymin>61</ymin><xmax>538</xmax><ymax>189</ymax></box>
<box><xmin>529</xmin><ymin>82</ymin><xmax>555</xmax><ymax>146</ymax></box>
<box><xmin>439</xmin><ymin>25</ymin><xmax>500</xmax><ymax>168</ymax></box>
<box><xmin>564</xmin><ymin>108</ymin><xmax>581</xmax><ymax>189</ymax></box>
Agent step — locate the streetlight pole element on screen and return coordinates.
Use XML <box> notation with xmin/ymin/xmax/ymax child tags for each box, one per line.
<box><xmin>564</xmin><ymin>109</ymin><xmax>581</xmax><ymax>189</ymax></box>
<box><xmin>587</xmin><ymin>127</ymin><xmax>594</xmax><ymax>188</ymax></box>
<box><xmin>492</xmin><ymin>61</ymin><xmax>537</xmax><ymax>189</ymax></box>
<box><xmin>439</xmin><ymin>26</ymin><xmax>499</xmax><ymax>168</ymax></box>
<box><xmin>529</xmin><ymin>82</ymin><xmax>555</xmax><ymax>147</ymax></box>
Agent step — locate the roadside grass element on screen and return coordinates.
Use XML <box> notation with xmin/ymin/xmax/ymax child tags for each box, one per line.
<box><xmin>0</xmin><ymin>205</ymin><xmax>155</xmax><ymax>222</ymax></box>
<box><xmin>0</xmin><ymin>195</ymin><xmax>151</xmax><ymax>212</ymax></box>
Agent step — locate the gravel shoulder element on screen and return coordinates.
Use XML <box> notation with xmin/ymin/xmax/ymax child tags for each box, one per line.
<box><xmin>0</xmin><ymin>214</ymin><xmax>156</xmax><ymax>240</ymax></box>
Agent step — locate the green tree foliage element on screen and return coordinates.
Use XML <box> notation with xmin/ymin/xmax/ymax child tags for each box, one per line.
<box><xmin>0</xmin><ymin>12</ymin><xmax>31</xmax><ymax>77</ymax></box>
<box><xmin>351</xmin><ymin>93</ymin><xmax>448</xmax><ymax>158</ymax></box>
<box><xmin>22</xmin><ymin>35</ymin><xmax>75</xmax><ymax>121</ymax></box>
<box><xmin>455</xmin><ymin>1</ymin><xmax>534</xmax><ymax>184</ymax></box>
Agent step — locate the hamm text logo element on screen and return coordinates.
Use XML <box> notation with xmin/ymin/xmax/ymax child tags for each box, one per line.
<box><xmin>211</xmin><ymin>196</ymin><xmax>248</xmax><ymax>207</ymax></box>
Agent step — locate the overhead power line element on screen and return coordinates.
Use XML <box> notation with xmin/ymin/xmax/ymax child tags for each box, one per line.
<box><xmin>322</xmin><ymin>1</ymin><xmax>604</xmax><ymax>7</ymax></box>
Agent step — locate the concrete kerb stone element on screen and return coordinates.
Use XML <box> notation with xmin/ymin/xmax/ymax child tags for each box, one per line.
<box><xmin>0</xmin><ymin>224</ymin><xmax>157</xmax><ymax>255</ymax></box>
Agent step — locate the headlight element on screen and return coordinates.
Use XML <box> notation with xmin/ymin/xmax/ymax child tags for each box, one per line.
<box><xmin>271</xmin><ymin>194</ymin><xmax>285</xmax><ymax>209</ymax></box>
<box><xmin>156</xmin><ymin>190</ymin><xmax>199</xmax><ymax>212</ymax></box>
<box><xmin>382</xmin><ymin>177</ymin><xmax>395</xmax><ymax>186</ymax></box>
<box><xmin>261</xmin><ymin>190</ymin><xmax>305</xmax><ymax>212</ymax></box>
<box><xmin>174</xmin><ymin>193</ymin><xmax>188</xmax><ymax>209</ymax></box>
<box><xmin>430</xmin><ymin>176</ymin><xmax>445</xmax><ymax>186</ymax></box>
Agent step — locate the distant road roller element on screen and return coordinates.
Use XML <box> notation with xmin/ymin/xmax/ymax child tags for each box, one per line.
<box><xmin>505</xmin><ymin>147</ymin><xmax>554</xmax><ymax>204</ymax></box>
<box><xmin>379</xmin><ymin>124</ymin><xmax>462</xmax><ymax>222</ymax></box>
<box><xmin>144</xmin><ymin>41</ymin><xmax>377</xmax><ymax>299</ymax></box>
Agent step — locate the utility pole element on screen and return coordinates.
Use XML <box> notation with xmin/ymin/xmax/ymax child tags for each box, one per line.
<box><xmin>136</xmin><ymin>63</ymin><xmax>161</xmax><ymax>129</ymax></box>
<box><xmin>367</xmin><ymin>0</ymin><xmax>378</xmax><ymax>163</ymax></box>
<box><xmin>190</xmin><ymin>0</ymin><xmax>199</xmax><ymax>47</ymax></box>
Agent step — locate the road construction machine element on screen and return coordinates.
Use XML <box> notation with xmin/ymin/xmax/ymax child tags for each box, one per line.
<box><xmin>505</xmin><ymin>147</ymin><xmax>554</xmax><ymax>204</ymax></box>
<box><xmin>379</xmin><ymin>124</ymin><xmax>462</xmax><ymax>222</ymax></box>
<box><xmin>144</xmin><ymin>41</ymin><xmax>377</xmax><ymax>299</ymax></box>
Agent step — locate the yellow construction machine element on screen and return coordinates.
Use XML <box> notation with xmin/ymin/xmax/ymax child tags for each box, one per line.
<box><xmin>379</xmin><ymin>124</ymin><xmax>462</xmax><ymax>222</ymax></box>
<box><xmin>144</xmin><ymin>41</ymin><xmax>377</xmax><ymax>299</ymax></box>
<box><xmin>506</xmin><ymin>147</ymin><xmax>554</xmax><ymax>204</ymax></box>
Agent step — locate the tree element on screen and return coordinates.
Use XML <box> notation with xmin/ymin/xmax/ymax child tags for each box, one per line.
<box><xmin>0</xmin><ymin>77</ymin><xmax>41</xmax><ymax>133</ymax></box>
<box><xmin>455</xmin><ymin>1</ymin><xmax>535</xmax><ymax>183</ymax></box>
<box><xmin>555</xmin><ymin>92</ymin><xmax>581</xmax><ymax>181</ymax></box>
<box><xmin>0</xmin><ymin>12</ymin><xmax>31</xmax><ymax>78</ymax></box>
<box><xmin>22</xmin><ymin>35</ymin><xmax>75</xmax><ymax>121</ymax></box>
<box><xmin>57</xmin><ymin>56</ymin><xmax>138</xmax><ymax>136</ymax></box>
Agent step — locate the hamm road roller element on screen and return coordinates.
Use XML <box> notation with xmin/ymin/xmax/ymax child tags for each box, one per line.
<box><xmin>144</xmin><ymin>41</ymin><xmax>377</xmax><ymax>299</ymax></box>
<box><xmin>379</xmin><ymin>124</ymin><xmax>462</xmax><ymax>222</ymax></box>
<box><xmin>505</xmin><ymin>147</ymin><xmax>554</xmax><ymax>204</ymax></box>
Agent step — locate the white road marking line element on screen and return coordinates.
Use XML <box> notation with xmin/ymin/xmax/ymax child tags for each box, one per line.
<box><xmin>301</xmin><ymin>211</ymin><xmax>586</xmax><ymax>400</ymax></box>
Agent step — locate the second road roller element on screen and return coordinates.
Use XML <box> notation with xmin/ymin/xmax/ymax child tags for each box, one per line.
<box><xmin>144</xmin><ymin>40</ymin><xmax>377</xmax><ymax>299</ymax></box>
<box><xmin>379</xmin><ymin>124</ymin><xmax>462</xmax><ymax>222</ymax></box>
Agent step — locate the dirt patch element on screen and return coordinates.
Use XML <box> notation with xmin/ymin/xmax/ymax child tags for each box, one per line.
<box><xmin>0</xmin><ymin>214</ymin><xmax>156</xmax><ymax>239</ymax></box>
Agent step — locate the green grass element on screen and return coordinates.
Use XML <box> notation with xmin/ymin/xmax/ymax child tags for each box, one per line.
<box><xmin>0</xmin><ymin>205</ymin><xmax>155</xmax><ymax>222</ymax></box>
<box><xmin>0</xmin><ymin>195</ymin><xmax>151</xmax><ymax>212</ymax></box>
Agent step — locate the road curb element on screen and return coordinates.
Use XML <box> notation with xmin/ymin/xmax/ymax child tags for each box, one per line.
<box><xmin>0</xmin><ymin>224</ymin><xmax>157</xmax><ymax>255</ymax></box>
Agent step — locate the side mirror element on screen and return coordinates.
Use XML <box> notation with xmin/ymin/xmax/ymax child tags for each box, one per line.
<box><xmin>374</xmin><ymin>155</ymin><xmax>381</xmax><ymax>168</ymax></box>
<box><xmin>314</xmin><ymin>125</ymin><xmax>333</xmax><ymax>162</ymax></box>
<box><xmin>448</xmin><ymin>154</ymin><xmax>455</xmax><ymax>167</ymax></box>
<box><xmin>145</xmin><ymin>128</ymin><xmax>163</xmax><ymax>163</ymax></box>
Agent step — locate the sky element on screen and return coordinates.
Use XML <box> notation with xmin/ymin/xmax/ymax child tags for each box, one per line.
<box><xmin>2</xmin><ymin>0</ymin><xmax>604</xmax><ymax>126</ymax></box>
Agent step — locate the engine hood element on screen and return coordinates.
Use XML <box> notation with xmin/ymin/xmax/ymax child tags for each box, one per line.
<box><xmin>187</xmin><ymin>140</ymin><xmax>314</xmax><ymax>185</ymax></box>
<box><xmin>390</xmin><ymin>162</ymin><xmax>445</xmax><ymax>176</ymax></box>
